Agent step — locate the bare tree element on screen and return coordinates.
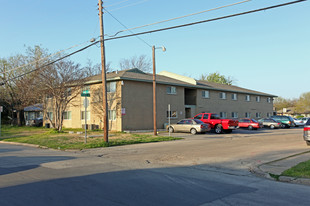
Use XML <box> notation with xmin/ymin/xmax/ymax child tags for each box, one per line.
<box><xmin>119</xmin><ymin>55</ymin><xmax>151</xmax><ymax>72</ymax></box>
<box><xmin>39</xmin><ymin>59</ymin><xmax>86</xmax><ymax>131</ymax></box>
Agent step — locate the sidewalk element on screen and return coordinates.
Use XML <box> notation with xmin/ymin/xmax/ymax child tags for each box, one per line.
<box><xmin>253</xmin><ymin>151</ymin><xmax>310</xmax><ymax>185</ymax></box>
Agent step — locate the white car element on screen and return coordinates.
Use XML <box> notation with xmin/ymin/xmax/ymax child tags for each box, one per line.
<box><xmin>294</xmin><ymin>118</ymin><xmax>305</xmax><ymax>127</ymax></box>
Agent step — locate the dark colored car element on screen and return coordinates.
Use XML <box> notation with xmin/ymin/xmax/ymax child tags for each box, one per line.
<box><xmin>238</xmin><ymin>118</ymin><xmax>262</xmax><ymax>130</ymax></box>
<box><xmin>304</xmin><ymin>119</ymin><xmax>310</xmax><ymax>146</ymax></box>
<box><xmin>270</xmin><ymin>115</ymin><xmax>295</xmax><ymax>128</ymax></box>
<box><xmin>258</xmin><ymin>118</ymin><xmax>281</xmax><ymax>129</ymax></box>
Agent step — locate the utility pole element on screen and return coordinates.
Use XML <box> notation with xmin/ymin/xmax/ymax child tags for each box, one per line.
<box><xmin>152</xmin><ymin>46</ymin><xmax>157</xmax><ymax>136</ymax></box>
<box><xmin>98</xmin><ymin>0</ymin><xmax>108</xmax><ymax>142</ymax></box>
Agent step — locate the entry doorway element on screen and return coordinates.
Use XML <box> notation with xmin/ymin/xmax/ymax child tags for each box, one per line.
<box><xmin>185</xmin><ymin>108</ymin><xmax>191</xmax><ymax>118</ymax></box>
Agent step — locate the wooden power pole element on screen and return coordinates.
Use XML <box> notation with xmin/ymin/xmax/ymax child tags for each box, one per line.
<box><xmin>98</xmin><ymin>0</ymin><xmax>109</xmax><ymax>142</ymax></box>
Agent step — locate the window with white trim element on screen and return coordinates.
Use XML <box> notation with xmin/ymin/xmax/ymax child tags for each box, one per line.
<box><xmin>267</xmin><ymin>97</ymin><xmax>272</xmax><ymax>103</ymax></box>
<box><xmin>256</xmin><ymin>96</ymin><xmax>261</xmax><ymax>102</ymax></box>
<box><xmin>231</xmin><ymin>93</ymin><xmax>237</xmax><ymax>100</ymax></box>
<box><xmin>231</xmin><ymin>112</ymin><xmax>238</xmax><ymax>118</ymax></box>
<box><xmin>202</xmin><ymin>90</ymin><xmax>209</xmax><ymax>98</ymax></box>
<box><xmin>63</xmin><ymin>111</ymin><xmax>71</xmax><ymax>120</ymax></box>
<box><xmin>267</xmin><ymin>112</ymin><xmax>271</xmax><ymax>118</ymax></box>
<box><xmin>167</xmin><ymin>86</ymin><xmax>176</xmax><ymax>94</ymax></box>
<box><xmin>245</xmin><ymin>95</ymin><xmax>251</xmax><ymax>101</ymax></box>
<box><xmin>81</xmin><ymin>111</ymin><xmax>90</xmax><ymax>120</ymax></box>
<box><xmin>219</xmin><ymin>92</ymin><xmax>226</xmax><ymax>99</ymax></box>
<box><xmin>108</xmin><ymin>110</ymin><xmax>116</xmax><ymax>121</ymax></box>
<box><xmin>220</xmin><ymin>112</ymin><xmax>227</xmax><ymax>118</ymax></box>
<box><xmin>256</xmin><ymin>112</ymin><xmax>261</xmax><ymax>118</ymax></box>
<box><xmin>167</xmin><ymin>110</ymin><xmax>178</xmax><ymax>118</ymax></box>
<box><xmin>245</xmin><ymin>112</ymin><xmax>251</xmax><ymax>118</ymax></box>
<box><xmin>107</xmin><ymin>82</ymin><xmax>116</xmax><ymax>93</ymax></box>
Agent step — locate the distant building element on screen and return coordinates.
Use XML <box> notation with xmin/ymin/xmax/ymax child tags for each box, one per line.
<box><xmin>44</xmin><ymin>69</ymin><xmax>277</xmax><ymax>131</ymax></box>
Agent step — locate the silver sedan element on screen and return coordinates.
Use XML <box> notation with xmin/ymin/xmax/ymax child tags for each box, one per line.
<box><xmin>167</xmin><ymin>119</ymin><xmax>211</xmax><ymax>135</ymax></box>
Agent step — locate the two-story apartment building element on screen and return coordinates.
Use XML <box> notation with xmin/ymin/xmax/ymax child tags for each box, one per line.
<box><xmin>46</xmin><ymin>68</ymin><xmax>276</xmax><ymax>131</ymax></box>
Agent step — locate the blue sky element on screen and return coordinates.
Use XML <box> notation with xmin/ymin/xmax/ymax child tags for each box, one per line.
<box><xmin>0</xmin><ymin>0</ymin><xmax>309</xmax><ymax>99</ymax></box>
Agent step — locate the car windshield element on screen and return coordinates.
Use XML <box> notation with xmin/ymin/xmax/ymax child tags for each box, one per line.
<box><xmin>193</xmin><ymin>119</ymin><xmax>204</xmax><ymax>124</ymax></box>
<box><xmin>251</xmin><ymin>119</ymin><xmax>258</xmax><ymax>123</ymax></box>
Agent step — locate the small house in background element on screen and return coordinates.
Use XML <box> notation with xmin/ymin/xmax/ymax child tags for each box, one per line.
<box><xmin>24</xmin><ymin>104</ymin><xmax>43</xmax><ymax>126</ymax></box>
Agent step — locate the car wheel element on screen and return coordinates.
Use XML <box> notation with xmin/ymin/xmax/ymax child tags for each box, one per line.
<box><xmin>224</xmin><ymin>129</ymin><xmax>232</xmax><ymax>134</ymax></box>
<box><xmin>190</xmin><ymin>128</ymin><xmax>197</xmax><ymax>135</ymax></box>
<box><xmin>270</xmin><ymin>124</ymin><xmax>275</xmax><ymax>129</ymax></box>
<box><xmin>307</xmin><ymin>141</ymin><xmax>310</xmax><ymax>146</ymax></box>
<box><xmin>215</xmin><ymin>124</ymin><xmax>223</xmax><ymax>134</ymax></box>
<box><xmin>168</xmin><ymin>127</ymin><xmax>174</xmax><ymax>133</ymax></box>
<box><xmin>281</xmin><ymin>124</ymin><xmax>286</xmax><ymax>128</ymax></box>
<box><xmin>248</xmin><ymin>125</ymin><xmax>253</xmax><ymax>130</ymax></box>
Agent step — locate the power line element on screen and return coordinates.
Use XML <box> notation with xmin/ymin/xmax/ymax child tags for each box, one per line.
<box><xmin>104</xmin><ymin>0</ymin><xmax>306</xmax><ymax>41</ymax></box>
<box><xmin>103</xmin><ymin>7</ymin><xmax>152</xmax><ymax>47</ymax></box>
<box><xmin>105</xmin><ymin>0</ymin><xmax>251</xmax><ymax>37</ymax></box>
<box><xmin>108</xmin><ymin>0</ymin><xmax>150</xmax><ymax>12</ymax></box>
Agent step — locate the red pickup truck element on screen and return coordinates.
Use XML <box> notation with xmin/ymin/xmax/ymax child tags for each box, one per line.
<box><xmin>193</xmin><ymin>113</ymin><xmax>239</xmax><ymax>134</ymax></box>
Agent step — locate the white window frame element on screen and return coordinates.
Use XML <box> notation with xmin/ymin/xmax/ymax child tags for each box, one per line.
<box><xmin>267</xmin><ymin>112</ymin><xmax>271</xmax><ymax>118</ymax></box>
<box><xmin>232</xmin><ymin>93</ymin><xmax>238</xmax><ymax>100</ymax></box>
<box><xmin>267</xmin><ymin>97</ymin><xmax>272</xmax><ymax>103</ymax></box>
<box><xmin>107</xmin><ymin>82</ymin><xmax>116</xmax><ymax>93</ymax></box>
<box><xmin>231</xmin><ymin>112</ymin><xmax>238</xmax><ymax>118</ymax></box>
<box><xmin>202</xmin><ymin>90</ymin><xmax>209</xmax><ymax>98</ymax></box>
<box><xmin>167</xmin><ymin>86</ymin><xmax>177</xmax><ymax>95</ymax></box>
<box><xmin>245</xmin><ymin>95</ymin><xmax>251</xmax><ymax>101</ymax></box>
<box><xmin>63</xmin><ymin>111</ymin><xmax>71</xmax><ymax>120</ymax></box>
<box><xmin>108</xmin><ymin>110</ymin><xmax>116</xmax><ymax>121</ymax></box>
<box><xmin>256</xmin><ymin>112</ymin><xmax>261</xmax><ymax>118</ymax></box>
<box><xmin>220</xmin><ymin>112</ymin><xmax>227</xmax><ymax>118</ymax></box>
<box><xmin>256</xmin><ymin>96</ymin><xmax>261</xmax><ymax>102</ymax></box>
<box><xmin>219</xmin><ymin>92</ymin><xmax>226</xmax><ymax>99</ymax></box>
<box><xmin>81</xmin><ymin>111</ymin><xmax>90</xmax><ymax>121</ymax></box>
<box><xmin>167</xmin><ymin>110</ymin><xmax>178</xmax><ymax>119</ymax></box>
<box><xmin>245</xmin><ymin>112</ymin><xmax>251</xmax><ymax>118</ymax></box>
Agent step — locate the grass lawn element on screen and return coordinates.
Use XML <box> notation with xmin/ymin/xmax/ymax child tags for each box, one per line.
<box><xmin>282</xmin><ymin>160</ymin><xmax>310</xmax><ymax>179</ymax></box>
<box><xmin>0</xmin><ymin>125</ymin><xmax>182</xmax><ymax>150</ymax></box>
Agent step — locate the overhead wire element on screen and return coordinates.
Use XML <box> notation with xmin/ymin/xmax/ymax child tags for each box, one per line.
<box><xmin>108</xmin><ymin>0</ymin><xmax>150</xmax><ymax>12</ymax></box>
<box><xmin>103</xmin><ymin>7</ymin><xmax>152</xmax><ymax>47</ymax></box>
<box><xmin>0</xmin><ymin>0</ymin><xmax>306</xmax><ymax>85</ymax></box>
<box><xmin>105</xmin><ymin>0</ymin><xmax>252</xmax><ymax>37</ymax></box>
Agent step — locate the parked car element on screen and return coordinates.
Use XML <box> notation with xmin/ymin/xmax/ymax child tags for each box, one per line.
<box><xmin>303</xmin><ymin>119</ymin><xmax>310</xmax><ymax>146</ymax></box>
<box><xmin>33</xmin><ymin>117</ymin><xmax>43</xmax><ymax>127</ymax></box>
<box><xmin>258</xmin><ymin>118</ymin><xmax>281</xmax><ymax>129</ymax></box>
<box><xmin>167</xmin><ymin>119</ymin><xmax>211</xmax><ymax>135</ymax></box>
<box><xmin>293</xmin><ymin>118</ymin><xmax>304</xmax><ymax>127</ymax></box>
<box><xmin>193</xmin><ymin>113</ymin><xmax>238</xmax><ymax>134</ymax></box>
<box><xmin>270</xmin><ymin>115</ymin><xmax>295</xmax><ymax>128</ymax></box>
<box><xmin>238</xmin><ymin>118</ymin><xmax>262</xmax><ymax>130</ymax></box>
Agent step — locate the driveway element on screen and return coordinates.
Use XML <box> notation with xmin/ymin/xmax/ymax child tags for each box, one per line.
<box><xmin>1</xmin><ymin>127</ymin><xmax>310</xmax><ymax>206</ymax></box>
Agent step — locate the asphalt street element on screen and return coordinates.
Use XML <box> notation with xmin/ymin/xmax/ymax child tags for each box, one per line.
<box><xmin>1</xmin><ymin>128</ymin><xmax>310</xmax><ymax>206</ymax></box>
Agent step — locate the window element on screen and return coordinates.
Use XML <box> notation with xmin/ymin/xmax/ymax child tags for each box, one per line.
<box><xmin>211</xmin><ymin>114</ymin><xmax>220</xmax><ymax>119</ymax></box>
<box><xmin>65</xmin><ymin>88</ymin><xmax>72</xmax><ymax>97</ymax></box>
<box><xmin>220</xmin><ymin>112</ymin><xmax>227</xmax><ymax>118</ymax></box>
<box><xmin>108</xmin><ymin>110</ymin><xmax>116</xmax><ymax>121</ymax></box>
<box><xmin>219</xmin><ymin>92</ymin><xmax>226</xmax><ymax>99</ymax></box>
<box><xmin>267</xmin><ymin>112</ymin><xmax>271</xmax><ymax>118</ymax></box>
<box><xmin>231</xmin><ymin>112</ymin><xmax>238</xmax><ymax>118</ymax></box>
<box><xmin>107</xmin><ymin>82</ymin><xmax>116</xmax><ymax>93</ymax></box>
<box><xmin>167</xmin><ymin>111</ymin><xmax>178</xmax><ymax>118</ymax></box>
<box><xmin>46</xmin><ymin>112</ymin><xmax>53</xmax><ymax>120</ymax></box>
<box><xmin>245</xmin><ymin>112</ymin><xmax>251</xmax><ymax>118</ymax></box>
<box><xmin>231</xmin><ymin>93</ymin><xmax>238</xmax><ymax>100</ymax></box>
<box><xmin>256</xmin><ymin>112</ymin><xmax>261</xmax><ymax>118</ymax></box>
<box><xmin>256</xmin><ymin>96</ymin><xmax>261</xmax><ymax>102</ymax></box>
<box><xmin>194</xmin><ymin>114</ymin><xmax>202</xmax><ymax>119</ymax></box>
<box><xmin>81</xmin><ymin>111</ymin><xmax>90</xmax><ymax>120</ymax></box>
<box><xmin>202</xmin><ymin>90</ymin><xmax>209</xmax><ymax>98</ymax></box>
<box><xmin>202</xmin><ymin>114</ymin><xmax>209</xmax><ymax>119</ymax></box>
<box><xmin>63</xmin><ymin>111</ymin><xmax>71</xmax><ymax>120</ymax></box>
<box><xmin>245</xmin><ymin>95</ymin><xmax>251</xmax><ymax>101</ymax></box>
<box><xmin>167</xmin><ymin>86</ymin><xmax>176</xmax><ymax>94</ymax></box>
<box><xmin>267</xmin><ymin>97</ymin><xmax>272</xmax><ymax>103</ymax></box>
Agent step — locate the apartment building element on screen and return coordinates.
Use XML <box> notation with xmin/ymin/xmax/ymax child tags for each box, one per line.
<box><xmin>46</xmin><ymin>68</ymin><xmax>276</xmax><ymax>131</ymax></box>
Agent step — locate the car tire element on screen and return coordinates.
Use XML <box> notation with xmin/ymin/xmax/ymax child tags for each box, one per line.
<box><xmin>281</xmin><ymin>124</ymin><xmax>286</xmax><ymax>128</ymax></box>
<box><xmin>248</xmin><ymin>125</ymin><xmax>253</xmax><ymax>130</ymax></box>
<box><xmin>270</xmin><ymin>125</ymin><xmax>275</xmax><ymax>129</ymax></box>
<box><xmin>215</xmin><ymin>124</ymin><xmax>223</xmax><ymax>134</ymax></box>
<box><xmin>306</xmin><ymin>141</ymin><xmax>310</xmax><ymax>146</ymax></box>
<box><xmin>168</xmin><ymin>127</ymin><xmax>174</xmax><ymax>133</ymax></box>
<box><xmin>190</xmin><ymin>128</ymin><xmax>197</xmax><ymax>135</ymax></box>
<box><xmin>224</xmin><ymin>129</ymin><xmax>232</xmax><ymax>134</ymax></box>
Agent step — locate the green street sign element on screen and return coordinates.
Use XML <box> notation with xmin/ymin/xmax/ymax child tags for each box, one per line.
<box><xmin>81</xmin><ymin>90</ymin><xmax>90</xmax><ymax>97</ymax></box>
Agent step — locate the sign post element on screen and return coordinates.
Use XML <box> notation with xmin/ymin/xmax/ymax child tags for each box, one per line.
<box><xmin>0</xmin><ymin>106</ymin><xmax>2</xmax><ymax>137</ymax></box>
<box><xmin>82</xmin><ymin>90</ymin><xmax>90</xmax><ymax>143</ymax></box>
